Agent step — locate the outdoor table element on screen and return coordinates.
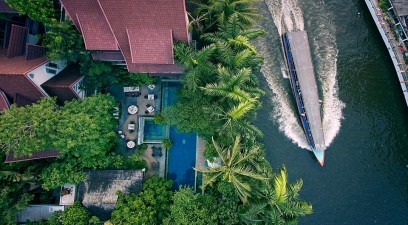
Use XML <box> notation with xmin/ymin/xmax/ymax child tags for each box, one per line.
<box><xmin>147</xmin><ymin>84</ymin><xmax>156</xmax><ymax>90</ymax></box>
<box><xmin>128</xmin><ymin>105</ymin><xmax>138</xmax><ymax>114</ymax></box>
<box><xmin>128</xmin><ymin>123</ymin><xmax>135</xmax><ymax>130</ymax></box>
<box><xmin>147</xmin><ymin>106</ymin><xmax>155</xmax><ymax>113</ymax></box>
<box><xmin>124</xmin><ymin>86</ymin><xmax>140</xmax><ymax>92</ymax></box>
<box><xmin>127</xmin><ymin>141</ymin><xmax>135</xmax><ymax>148</ymax></box>
<box><xmin>148</xmin><ymin>94</ymin><xmax>155</xmax><ymax>100</ymax></box>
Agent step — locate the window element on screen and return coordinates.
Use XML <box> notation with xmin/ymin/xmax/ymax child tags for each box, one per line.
<box><xmin>46</xmin><ymin>68</ymin><xmax>58</xmax><ymax>74</ymax></box>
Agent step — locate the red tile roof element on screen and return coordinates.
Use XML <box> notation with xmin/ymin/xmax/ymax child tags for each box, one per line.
<box><xmin>61</xmin><ymin>0</ymin><xmax>118</xmax><ymax>50</ymax></box>
<box><xmin>0</xmin><ymin>0</ymin><xmax>17</xmax><ymax>13</ymax></box>
<box><xmin>76</xmin><ymin>13</ymin><xmax>118</xmax><ymax>50</ymax></box>
<box><xmin>25</xmin><ymin>44</ymin><xmax>47</xmax><ymax>60</ymax></box>
<box><xmin>41</xmin><ymin>65</ymin><xmax>83</xmax><ymax>104</ymax></box>
<box><xmin>0</xmin><ymin>48</ymin><xmax>48</xmax><ymax>105</ymax></box>
<box><xmin>5</xmin><ymin>150</ymin><xmax>60</xmax><ymax>163</ymax></box>
<box><xmin>60</xmin><ymin>0</ymin><xmax>189</xmax><ymax>73</ymax></box>
<box><xmin>7</xmin><ymin>25</ymin><xmax>27</xmax><ymax>58</ymax></box>
<box><xmin>0</xmin><ymin>89</ymin><xmax>10</xmax><ymax>111</ymax></box>
<box><xmin>127</xmin><ymin>28</ymin><xmax>174</xmax><ymax>64</ymax></box>
<box><xmin>0</xmin><ymin>49</ymin><xmax>47</xmax><ymax>75</ymax></box>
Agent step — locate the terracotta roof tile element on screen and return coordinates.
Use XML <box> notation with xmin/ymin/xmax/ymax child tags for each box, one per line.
<box><xmin>60</xmin><ymin>0</ymin><xmax>117</xmax><ymax>50</ymax></box>
<box><xmin>0</xmin><ymin>48</ymin><xmax>47</xmax><ymax>105</ymax></box>
<box><xmin>127</xmin><ymin>28</ymin><xmax>174</xmax><ymax>64</ymax></box>
<box><xmin>0</xmin><ymin>89</ymin><xmax>10</xmax><ymax>111</ymax></box>
<box><xmin>61</xmin><ymin>0</ymin><xmax>189</xmax><ymax>73</ymax></box>
<box><xmin>41</xmin><ymin>65</ymin><xmax>83</xmax><ymax>104</ymax></box>
<box><xmin>25</xmin><ymin>44</ymin><xmax>47</xmax><ymax>60</ymax></box>
<box><xmin>127</xmin><ymin>63</ymin><xmax>184</xmax><ymax>74</ymax></box>
<box><xmin>7</xmin><ymin>25</ymin><xmax>27</xmax><ymax>58</ymax></box>
<box><xmin>5</xmin><ymin>150</ymin><xmax>60</xmax><ymax>163</ymax></box>
<box><xmin>76</xmin><ymin>13</ymin><xmax>118</xmax><ymax>50</ymax></box>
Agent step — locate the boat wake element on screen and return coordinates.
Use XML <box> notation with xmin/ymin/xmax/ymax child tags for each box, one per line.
<box><xmin>254</xmin><ymin>0</ymin><xmax>344</xmax><ymax>150</ymax></box>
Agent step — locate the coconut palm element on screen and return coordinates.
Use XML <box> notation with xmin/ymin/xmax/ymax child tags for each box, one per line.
<box><xmin>202</xmin><ymin>66</ymin><xmax>263</xmax><ymax>103</ymax></box>
<box><xmin>240</xmin><ymin>167</ymin><xmax>313</xmax><ymax>224</ymax></box>
<box><xmin>201</xmin><ymin>13</ymin><xmax>266</xmax><ymax>53</ymax></box>
<box><xmin>213</xmin><ymin>42</ymin><xmax>263</xmax><ymax>71</ymax></box>
<box><xmin>173</xmin><ymin>42</ymin><xmax>216</xmax><ymax>91</ymax></box>
<box><xmin>196</xmin><ymin>0</ymin><xmax>262</xmax><ymax>30</ymax></box>
<box><xmin>195</xmin><ymin>134</ymin><xmax>267</xmax><ymax>203</ymax></box>
<box><xmin>213</xmin><ymin>99</ymin><xmax>263</xmax><ymax>138</ymax></box>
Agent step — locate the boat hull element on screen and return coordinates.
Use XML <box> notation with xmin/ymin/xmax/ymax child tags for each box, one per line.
<box><xmin>281</xmin><ymin>31</ymin><xmax>326</xmax><ymax>166</ymax></box>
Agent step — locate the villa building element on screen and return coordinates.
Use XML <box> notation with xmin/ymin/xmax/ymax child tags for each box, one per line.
<box><xmin>60</xmin><ymin>0</ymin><xmax>190</xmax><ymax>74</ymax></box>
<box><xmin>0</xmin><ymin>23</ymin><xmax>85</xmax><ymax>107</ymax></box>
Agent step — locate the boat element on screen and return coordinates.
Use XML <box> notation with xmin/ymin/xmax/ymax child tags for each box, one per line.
<box><xmin>281</xmin><ymin>30</ymin><xmax>326</xmax><ymax>166</ymax></box>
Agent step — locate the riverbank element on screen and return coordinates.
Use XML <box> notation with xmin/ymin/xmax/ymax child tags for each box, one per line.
<box><xmin>364</xmin><ymin>0</ymin><xmax>408</xmax><ymax>107</ymax></box>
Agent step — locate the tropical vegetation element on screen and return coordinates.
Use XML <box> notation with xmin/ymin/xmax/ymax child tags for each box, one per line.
<box><xmin>0</xmin><ymin>0</ymin><xmax>313</xmax><ymax>224</ymax></box>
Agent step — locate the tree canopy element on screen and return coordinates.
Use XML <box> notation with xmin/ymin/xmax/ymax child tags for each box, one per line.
<box><xmin>110</xmin><ymin>176</ymin><xmax>173</xmax><ymax>225</ymax></box>
<box><xmin>5</xmin><ymin>0</ymin><xmax>57</xmax><ymax>25</ymax></box>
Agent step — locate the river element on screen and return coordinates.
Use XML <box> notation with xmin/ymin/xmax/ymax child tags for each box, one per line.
<box><xmin>253</xmin><ymin>0</ymin><xmax>408</xmax><ymax>224</ymax></box>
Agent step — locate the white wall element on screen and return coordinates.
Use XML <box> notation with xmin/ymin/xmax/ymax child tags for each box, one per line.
<box><xmin>27</xmin><ymin>60</ymin><xmax>68</xmax><ymax>96</ymax></box>
<box><xmin>71</xmin><ymin>77</ymin><xmax>85</xmax><ymax>99</ymax></box>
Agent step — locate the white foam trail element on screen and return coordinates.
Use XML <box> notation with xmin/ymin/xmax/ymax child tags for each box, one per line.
<box><xmin>257</xmin><ymin>44</ymin><xmax>310</xmax><ymax>149</ymax></box>
<box><xmin>258</xmin><ymin>0</ymin><xmax>344</xmax><ymax>150</ymax></box>
<box><xmin>311</xmin><ymin>29</ymin><xmax>345</xmax><ymax>147</ymax></box>
<box><xmin>281</xmin><ymin>65</ymin><xmax>289</xmax><ymax>78</ymax></box>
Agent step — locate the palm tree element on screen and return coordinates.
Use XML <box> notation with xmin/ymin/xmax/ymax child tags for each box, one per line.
<box><xmin>195</xmin><ymin>134</ymin><xmax>267</xmax><ymax>203</ymax></box>
<box><xmin>213</xmin><ymin>100</ymin><xmax>263</xmax><ymax>138</ymax></box>
<box><xmin>196</xmin><ymin>0</ymin><xmax>262</xmax><ymax>30</ymax></box>
<box><xmin>202</xmin><ymin>66</ymin><xmax>263</xmax><ymax>103</ymax></box>
<box><xmin>240</xmin><ymin>167</ymin><xmax>313</xmax><ymax>224</ymax></box>
<box><xmin>201</xmin><ymin>13</ymin><xmax>266</xmax><ymax>53</ymax></box>
<box><xmin>173</xmin><ymin>43</ymin><xmax>216</xmax><ymax>91</ymax></box>
<box><xmin>213</xmin><ymin>42</ymin><xmax>263</xmax><ymax>72</ymax></box>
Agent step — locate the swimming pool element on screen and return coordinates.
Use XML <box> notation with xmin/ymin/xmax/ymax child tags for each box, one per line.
<box><xmin>161</xmin><ymin>81</ymin><xmax>197</xmax><ymax>187</ymax></box>
<box><xmin>138</xmin><ymin>117</ymin><xmax>169</xmax><ymax>144</ymax></box>
<box><xmin>161</xmin><ymin>81</ymin><xmax>180</xmax><ymax>108</ymax></box>
<box><xmin>166</xmin><ymin>126</ymin><xmax>197</xmax><ymax>188</ymax></box>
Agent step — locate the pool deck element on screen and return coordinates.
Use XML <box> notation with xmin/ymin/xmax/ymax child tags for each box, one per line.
<box><xmin>108</xmin><ymin>82</ymin><xmax>162</xmax><ymax>155</ymax></box>
<box><xmin>140</xmin><ymin>144</ymin><xmax>166</xmax><ymax>178</ymax></box>
<box><xmin>195</xmin><ymin>137</ymin><xmax>206</xmax><ymax>170</ymax></box>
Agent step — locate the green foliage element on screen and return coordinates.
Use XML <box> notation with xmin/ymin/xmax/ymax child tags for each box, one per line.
<box><xmin>163</xmin><ymin>88</ymin><xmax>217</xmax><ymax>138</ymax></box>
<box><xmin>80</xmin><ymin>60</ymin><xmax>118</xmax><ymax>90</ymax></box>
<box><xmin>0</xmin><ymin>186</ymin><xmax>33</xmax><ymax>225</ymax></box>
<box><xmin>43</xmin><ymin>20</ymin><xmax>86</xmax><ymax>62</ymax></box>
<box><xmin>0</xmin><ymin>97</ymin><xmax>58</xmax><ymax>157</ymax></box>
<box><xmin>5</xmin><ymin>0</ymin><xmax>57</xmax><ymax>25</ymax></box>
<box><xmin>1</xmin><ymin>95</ymin><xmax>120</xmax><ymax>190</ymax></box>
<box><xmin>162</xmin><ymin>139</ymin><xmax>173</xmax><ymax>149</ymax></box>
<box><xmin>137</xmin><ymin>144</ymin><xmax>149</xmax><ymax>153</ymax></box>
<box><xmin>195</xmin><ymin>135</ymin><xmax>267</xmax><ymax>203</ymax></box>
<box><xmin>174</xmin><ymin>43</ymin><xmax>216</xmax><ymax>91</ymax></box>
<box><xmin>111</xmin><ymin>153</ymin><xmax>146</xmax><ymax>170</ymax></box>
<box><xmin>164</xmin><ymin>186</ymin><xmax>240</xmax><ymax>225</ymax></box>
<box><xmin>118</xmin><ymin>72</ymin><xmax>156</xmax><ymax>87</ymax></box>
<box><xmin>61</xmin><ymin>202</ymin><xmax>91</xmax><ymax>225</ymax></box>
<box><xmin>54</xmin><ymin>95</ymin><xmax>117</xmax><ymax>169</ymax></box>
<box><xmin>240</xmin><ymin>167</ymin><xmax>313</xmax><ymax>224</ymax></box>
<box><xmin>196</xmin><ymin>0</ymin><xmax>261</xmax><ymax>30</ymax></box>
<box><xmin>39</xmin><ymin>162</ymin><xmax>86</xmax><ymax>190</ymax></box>
<box><xmin>153</xmin><ymin>113</ymin><xmax>165</xmax><ymax>124</ymax></box>
<box><xmin>111</xmin><ymin>177</ymin><xmax>173</xmax><ymax>225</ymax></box>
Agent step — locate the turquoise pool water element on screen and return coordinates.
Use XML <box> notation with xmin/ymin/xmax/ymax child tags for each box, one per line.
<box><xmin>162</xmin><ymin>81</ymin><xmax>197</xmax><ymax>187</ymax></box>
<box><xmin>143</xmin><ymin>119</ymin><xmax>168</xmax><ymax>141</ymax></box>
<box><xmin>167</xmin><ymin>126</ymin><xmax>197</xmax><ymax>187</ymax></box>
